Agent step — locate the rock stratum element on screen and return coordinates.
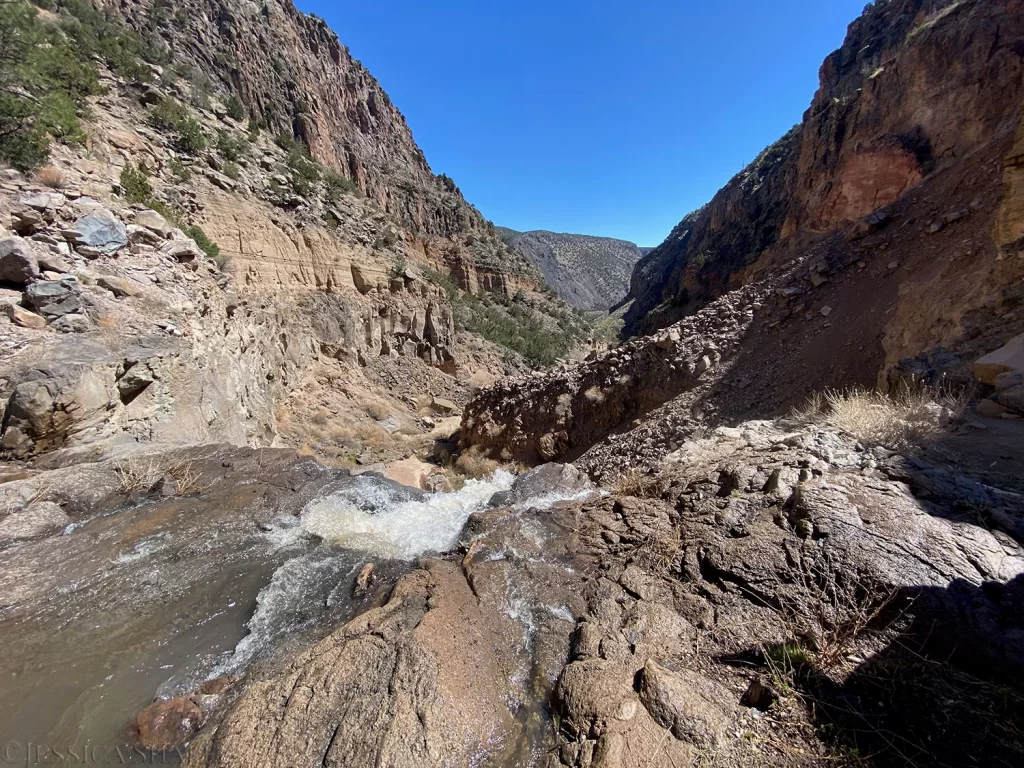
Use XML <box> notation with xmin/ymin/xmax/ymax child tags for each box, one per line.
<box><xmin>499</xmin><ymin>228</ymin><xmax>647</xmax><ymax>310</ymax></box>
<box><xmin>0</xmin><ymin>0</ymin><xmax>590</xmax><ymax>468</ymax></box>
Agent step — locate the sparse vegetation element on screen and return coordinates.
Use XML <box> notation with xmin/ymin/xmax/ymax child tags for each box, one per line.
<box><xmin>167</xmin><ymin>157</ymin><xmax>191</xmax><ymax>182</ymax></box>
<box><xmin>390</xmin><ymin>252</ymin><xmax>407</xmax><ymax>278</ymax></box>
<box><xmin>0</xmin><ymin>0</ymin><xmax>102</xmax><ymax>169</ymax></box>
<box><xmin>323</xmin><ymin>168</ymin><xmax>358</xmax><ymax>200</ymax></box>
<box><xmin>216</xmin><ymin>130</ymin><xmax>248</xmax><ymax>162</ymax></box>
<box><xmin>225</xmin><ymin>94</ymin><xmax>246</xmax><ymax>122</ymax></box>
<box><xmin>613</xmin><ymin>467</ymin><xmax>665</xmax><ymax>499</ymax></box>
<box><xmin>119</xmin><ymin>163</ymin><xmax>153</xmax><ymax>204</ymax></box>
<box><xmin>35</xmin><ymin>165</ymin><xmax>67</xmax><ymax>189</ymax></box>
<box><xmin>454</xmin><ymin>447</ymin><xmax>499</xmax><ymax>480</ymax></box>
<box><xmin>423</xmin><ymin>266</ymin><xmax>587</xmax><ymax>366</ymax></box>
<box><xmin>791</xmin><ymin>385</ymin><xmax>970</xmax><ymax>452</ymax></box>
<box><xmin>184</xmin><ymin>225</ymin><xmax>221</xmax><ymax>262</ymax></box>
<box><xmin>115</xmin><ymin>455</ymin><xmax>204</xmax><ymax>495</ymax></box>
<box><xmin>907</xmin><ymin>1</ymin><xmax>963</xmax><ymax>43</ymax></box>
<box><xmin>149</xmin><ymin>98</ymin><xmax>207</xmax><ymax>153</ymax></box>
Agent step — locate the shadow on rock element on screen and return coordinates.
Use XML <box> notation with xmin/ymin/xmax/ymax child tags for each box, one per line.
<box><xmin>777</xmin><ymin>575</ymin><xmax>1024</xmax><ymax>767</ymax></box>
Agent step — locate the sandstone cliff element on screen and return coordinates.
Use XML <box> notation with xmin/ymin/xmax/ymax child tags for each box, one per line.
<box><xmin>621</xmin><ymin>0</ymin><xmax>1024</xmax><ymax>386</ymax></box>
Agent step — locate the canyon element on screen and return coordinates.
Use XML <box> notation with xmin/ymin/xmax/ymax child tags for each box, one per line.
<box><xmin>0</xmin><ymin>1</ymin><xmax>1023</xmax><ymax>767</ymax></box>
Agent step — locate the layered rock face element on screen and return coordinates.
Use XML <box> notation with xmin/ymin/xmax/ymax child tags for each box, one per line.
<box><xmin>0</xmin><ymin>0</ymin><xmax>586</xmax><ymax>463</ymax></box>
<box><xmin>96</xmin><ymin>0</ymin><xmax>465</xmax><ymax>237</ymax></box>
<box><xmin>622</xmin><ymin>0</ymin><xmax>1024</xmax><ymax>357</ymax></box>
<box><xmin>94</xmin><ymin>0</ymin><xmax>547</xmax><ymax>297</ymax></box>
<box><xmin>499</xmin><ymin>228</ymin><xmax>647</xmax><ymax>310</ymax></box>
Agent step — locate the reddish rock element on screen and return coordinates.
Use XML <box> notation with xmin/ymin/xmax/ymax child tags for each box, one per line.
<box><xmin>135</xmin><ymin>697</ymin><xmax>203</xmax><ymax>750</ymax></box>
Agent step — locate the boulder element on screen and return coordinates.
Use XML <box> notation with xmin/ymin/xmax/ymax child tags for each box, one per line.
<box><xmin>637</xmin><ymin>660</ymin><xmax>731</xmax><ymax>749</ymax></box>
<box><xmin>975</xmin><ymin>334</ymin><xmax>1024</xmax><ymax>385</ymax></box>
<box><xmin>19</xmin><ymin>192</ymin><xmax>66</xmax><ymax>211</ymax></box>
<box><xmin>97</xmin><ymin>275</ymin><xmax>142</xmax><ymax>298</ymax></box>
<box><xmin>977</xmin><ymin>399</ymin><xmax>1009</xmax><ymax>418</ymax></box>
<box><xmin>430</xmin><ymin>396</ymin><xmax>457</xmax><ymax>415</ymax></box>
<box><xmin>24</xmin><ymin>279</ymin><xmax>82</xmax><ymax>318</ymax></box>
<box><xmin>489</xmin><ymin>463</ymin><xmax>595</xmax><ymax>508</ymax></box>
<box><xmin>0</xmin><ymin>501</ymin><xmax>70</xmax><ymax>543</ymax></box>
<box><xmin>10</xmin><ymin>208</ymin><xmax>45</xmax><ymax>235</ymax></box>
<box><xmin>995</xmin><ymin>371</ymin><xmax>1024</xmax><ymax>392</ymax></box>
<box><xmin>51</xmin><ymin>313</ymin><xmax>90</xmax><ymax>333</ymax></box>
<box><xmin>135</xmin><ymin>697</ymin><xmax>203</xmax><ymax>750</ymax></box>
<box><xmin>36</xmin><ymin>252</ymin><xmax>70</xmax><ymax>274</ymax></box>
<box><xmin>996</xmin><ymin>385</ymin><xmax>1024</xmax><ymax>416</ymax></box>
<box><xmin>6</xmin><ymin>303</ymin><xmax>46</xmax><ymax>329</ymax></box>
<box><xmin>133</xmin><ymin>209</ymin><xmax>173</xmax><ymax>237</ymax></box>
<box><xmin>0</xmin><ymin>238</ymin><xmax>41</xmax><ymax>286</ymax></box>
<box><xmin>162</xmin><ymin>238</ymin><xmax>204</xmax><ymax>262</ymax></box>
<box><xmin>67</xmin><ymin>215</ymin><xmax>128</xmax><ymax>256</ymax></box>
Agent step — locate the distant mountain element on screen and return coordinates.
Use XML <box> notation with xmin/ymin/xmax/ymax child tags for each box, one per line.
<box><xmin>497</xmin><ymin>228</ymin><xmax>646</xmax><ymax>310</ymax></box>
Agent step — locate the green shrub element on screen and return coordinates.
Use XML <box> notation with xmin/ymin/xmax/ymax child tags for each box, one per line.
<box><xmin>175</xmin><ymin>115</ymin><xmax>206</xmax><ymax>153</ymax></box>
<box><xmin>286</xmin><ymin>145</ymin><xmax>320</xmax><ymax>182</ymax></box>
<box><xmin>167</xmin><ymin>157</ymin><xmax>191</xmax><ymax>182</ymax></box>
<box><xmin>149</xmin><ymin>98</ymin><xmax>206</xmax><ymax>153</ymax></box>
<box><xmin>149</xmin><ymin>98</ymin><xmax>188</xmax><ymax>131</ymax></box>
<box><xmin>184</xmin><ymin>225</ymin><xmax>221</xmax><ymax>261</ymax></box>
<box><xmin>222</xmin><ymin>161</ymin><xmax>240</xmax><ymax>180</ymax></box>
<box><xmin>323</xmin><ymin>168</ymin><xmax>358</xmax><ymax>200</ymax></box>
<box><xmin>225</xmin><ymin>95</ymin><xmax>245</xmax><ymax>121</ymax></box>
<box><xmin>390</xmin><ymin>253</ymin><xmax>407</xmax><ymax>277</ymax></box>
<box><xmin>54</xmin><ymin>0</ymin><xmax>161</xmax><ymax>80</ymax></box>
<box><xmin>216</xmin><ymin>131</ymin><xmax>247</xmax><ymax>161</ymax></box>
<box><xmin>120</xmin><ymin>164</ymin><xmax>153</xmax><ymax>204</ymax></box>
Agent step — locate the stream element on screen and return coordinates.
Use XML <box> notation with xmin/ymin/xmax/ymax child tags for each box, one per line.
<box><xmin>0</xmin><ymin>455</ymin><xmax>528</xmax><ymax>765</ymax></box>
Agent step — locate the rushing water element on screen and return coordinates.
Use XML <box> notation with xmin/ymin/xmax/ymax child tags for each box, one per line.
<box><xmin>0</xmin><ymin>464</ymin><xmax>530</xmax><ymax>763</ymax></box>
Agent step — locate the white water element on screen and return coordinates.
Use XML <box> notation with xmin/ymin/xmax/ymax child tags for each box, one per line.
<box><xmin>296</xmin><ymin>471</ymin><xmax>516</xmax><ymax>559</ymax></box>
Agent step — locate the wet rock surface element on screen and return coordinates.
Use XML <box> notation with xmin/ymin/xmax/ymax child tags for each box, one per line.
<box><xmin>187</xmin><ymin>429</ymin><xmax>1024</xmax><ymax>767</ymax></box>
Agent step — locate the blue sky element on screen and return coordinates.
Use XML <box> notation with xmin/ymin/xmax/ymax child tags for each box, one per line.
<box><xmin>297</xmin><ymin>1</ymin><xmax>867</xmax><ymax>246</ymax></box>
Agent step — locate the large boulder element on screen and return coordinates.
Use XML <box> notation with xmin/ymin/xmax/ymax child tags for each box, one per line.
<box><xmin>0</xmin><ymin>238</ymin><xmax>41</xmax><ymax>286</ymax></box>
<box><xmin>67</xmin><ymin>214</ymin><xmax>128</xmax><ymax>256</ymax></box>
<box><xmin>24</xmin><ymin>279</ymin><xmax>82</xmax><ymax>319</ymax></box>
<box><xmin>0</xmin><ymin>354</ymin><xmax>117</xmax><ymax>458</ymax></box>
<box><xmin>975</xmin><ymin>334</ymin><xmax>1024</xmax><ymax>385</ymax></box>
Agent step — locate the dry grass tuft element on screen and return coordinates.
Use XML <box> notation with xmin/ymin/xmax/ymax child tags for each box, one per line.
<box><xmin>364</xmin><ymin>398</ymin><xmax>393</xmax><ymax>421</ymax></box>
<box><xmin>454</xmin><ymin>447</ymin><xmax>500</xmax><ymax>479</ymax></box>
<box><xmin>613</xmin><ymin>467</ymin><xmax>666</xmax><ymax>499</ymax></box>
<box><xmin>115</xmin><ymin>455</ymin><xmax>205</xmax><ymax>495</ymax></box>
<box><xmin>792</xmin><ymin>385</ymin><xmax>969</xmax><ymax>452</ymax></box>
<box><xmin>36</xmin><ymin>166</ymin><xmax>68</xmax><ymax>189</ymax></box>
<box><xmin>115</xmin><ymin>455</ymin><xmax>164</xmax><ymax>493</ymax></box>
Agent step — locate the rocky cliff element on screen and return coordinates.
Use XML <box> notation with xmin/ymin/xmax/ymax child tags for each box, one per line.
<box><xmin>0</xmin><ymin>0</ymin><xmax>587</xmax><ymax>467</ymax></box>
<box><xmin>622</xmin><ymin>0</ymin><xmax>1024</xmax><ymax>381</ymax></box>
<box><xmin>499</xmin><ymin>228</ymin><xmax>646</xmax><ymax>310</ymax></box>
